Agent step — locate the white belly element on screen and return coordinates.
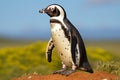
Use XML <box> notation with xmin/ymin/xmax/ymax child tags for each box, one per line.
<box><xmin>51</xmin><ymin>23</ymin><xmax>72</xmax><ymax>66</ymax></box>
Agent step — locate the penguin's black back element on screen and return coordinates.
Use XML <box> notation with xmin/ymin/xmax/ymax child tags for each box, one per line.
<box><xmin>64</xmin><ymin>18</ymin><xmax>93</xmax><ymax>73</ymax></box>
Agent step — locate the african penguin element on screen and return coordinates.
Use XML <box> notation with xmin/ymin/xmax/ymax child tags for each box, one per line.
<box><xmin>39</xmin><ymin>4</ymin><xmax>93</xmax><ymax>75</ymax></box>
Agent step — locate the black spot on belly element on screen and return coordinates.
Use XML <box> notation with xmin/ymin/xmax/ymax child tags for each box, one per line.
<box><xmin>61</xmin><ymin>53</ymin><xmax>63</xmax><ymax>56</ymax></box>
<box><xmin>65</xmin><ymin>47</ymin><xmax>69</xmax><ymax>50</ymax></box>
<box><xmin>59</xmin><ymin>29</ymin><xmax>61</xmax><ymax>31</ymax></box>
<box><xmin>58</xmin><ymin>34</ymin><xmax>61</xmax><ymax>36</ymax></box>
<box><xmin>68</xmin><ymin>44</ymin><xmax>70</xmax><ymax>46</ymax></box>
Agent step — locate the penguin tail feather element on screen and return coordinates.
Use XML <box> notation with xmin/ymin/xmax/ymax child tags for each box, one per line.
<box><xmin>78</xmin><ymin>67</ymin><xmax>93</xmax><ymax>73</ymax></box>
<box><xmin>78</xmin><ymin>62</ymin><xmax>94</xmax><ymax>73</ymax></box>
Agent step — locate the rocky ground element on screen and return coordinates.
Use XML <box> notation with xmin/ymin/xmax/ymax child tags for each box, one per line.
<box><xmin>13</xmin><ymin>71</ymin><xmax>119</xmax><ymax>80</ymax></box>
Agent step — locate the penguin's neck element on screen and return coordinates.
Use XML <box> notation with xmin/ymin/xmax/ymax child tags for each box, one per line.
<box><xmin>50</xmin><ymin>17</ymin><xmax>68</xmax><ymax>30</ymax></box>
<box><xmin>50</xmin><ymin>16</ymin><xmax>64</xmax><ymax>23</ymax></box>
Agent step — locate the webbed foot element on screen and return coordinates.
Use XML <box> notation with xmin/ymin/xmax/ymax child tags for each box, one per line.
<box><xmin>60</xmin><ymin>69</ymin><xmax>75</xmax><ymax>76</ymax></box>
<box><xmin>53</xmin><ymin>68</ymin><xmax>66</xmax><ymax>74</ymax></box>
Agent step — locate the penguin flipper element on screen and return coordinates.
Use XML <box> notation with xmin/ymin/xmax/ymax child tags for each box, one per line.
<box><xmin>46</xmin><ymin>38</ymin><xmax>54</xmax><ymax>62</ymax></box>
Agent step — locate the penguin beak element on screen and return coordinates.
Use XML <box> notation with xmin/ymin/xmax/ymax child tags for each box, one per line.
<box><xmin>39</xmin><ymin>9</ymin><xmax>45</xmax><ymax>13</ymax></box>
<box><xmin>39</xmin><ymin>8</ymin><xmax>49</xmax><ymax>13</ymax></box>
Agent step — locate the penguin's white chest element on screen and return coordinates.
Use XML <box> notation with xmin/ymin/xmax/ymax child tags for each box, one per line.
<box><xmin>50</xmin><ymin>23</ymin><xmax>72</xmax><ymax>66</ymax></box>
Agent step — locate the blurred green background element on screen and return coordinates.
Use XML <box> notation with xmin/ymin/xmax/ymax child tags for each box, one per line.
<box><xmin>0</xmin><ymin>0</ymin><xmax>120</xmax><ymax>80</ymax></box>
<box><xmin>0</xmin><ymin>39</ymin><xmax>120</xmax><ymax>80</ymax></box>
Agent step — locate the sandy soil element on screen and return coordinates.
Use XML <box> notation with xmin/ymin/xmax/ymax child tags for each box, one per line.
<box><xmin>13</xmin><ymin>71</ymin><xmax>119</xmax><ymax>80</ymax></box>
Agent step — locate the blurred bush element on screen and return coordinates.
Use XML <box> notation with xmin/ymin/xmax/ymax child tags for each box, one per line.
<box><xmin>96</xmin><ymin>58</ymin><xmax>120</xmax><ymax>76</ymax></box>
<box><xmin>0</xmin><ymin>41</ymin><xmax>118</xmax><ymax>80</ymax></box>
<box><xmin>86</xmin><ymin>48</ymin><xmax>113</xmax><ymax>62</ymax></box>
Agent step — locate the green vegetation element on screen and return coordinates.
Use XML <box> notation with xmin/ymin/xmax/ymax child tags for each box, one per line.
<box><xmin>87</xmin><ymin>48</ymin><xmax>113</xmax><ymax>62</ymax></box>
<box><xmin>0</xmin><ymin>41</ymin><xmax>61</xmax><ymax>80</ymax></box>
<box><xmin>0</xmin><ymin>41</ymin><xmax>119</xmax><ymax>80</ymax></box>
<box><xmin>96</xmin><ymin>59</ymin><xmax>120</xmax><ymax>76</ymax></box>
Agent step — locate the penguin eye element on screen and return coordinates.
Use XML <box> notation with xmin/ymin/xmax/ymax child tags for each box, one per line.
<box><xmin>51</xmin><ymin>8</ymin><xmax>55</xmax><ymax>12</ymax></box>
<box><xmin>48</xmin><ymin>7</ymin><xmax>54</xmax><ymax>12</ymax></box>
<box><xmin>53</xmin><ymin>8</ymin><xmax>56</xmax><ymax>13</ymax></box>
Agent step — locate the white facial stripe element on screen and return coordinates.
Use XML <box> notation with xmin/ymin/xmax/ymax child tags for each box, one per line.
<box><xmin>47</xmin><ymin>5</ymin><xmax>55</xmax><ymax>11</ymax></box>
<box><xmin>50</xmin><ymin>5</ymin><xmax>65</xmax><ymax>21</ymax></box>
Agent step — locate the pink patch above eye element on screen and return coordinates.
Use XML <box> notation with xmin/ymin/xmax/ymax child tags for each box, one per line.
<box><xmin>48</xmin><ymin>6</ymin><xmax>55</xmax><ymax>11</ymax></box>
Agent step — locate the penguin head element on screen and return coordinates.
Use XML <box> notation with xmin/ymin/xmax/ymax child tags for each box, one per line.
<box><xmin>39</xmin><ymin>4</ymin><xmax>66</xmax><ymax>19</ymax></box>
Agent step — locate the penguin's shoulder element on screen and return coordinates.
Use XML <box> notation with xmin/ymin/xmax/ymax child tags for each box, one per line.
<box><xmin>64</xmin><ymin>18</ymin><xmax>80</xmax><ymax>37</ymax></box>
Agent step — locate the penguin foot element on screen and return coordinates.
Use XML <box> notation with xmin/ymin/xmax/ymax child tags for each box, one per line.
<box><xmin>53</xmin><ymin>68</ymin><xmax>66</xmax><ymax>74</ymax></box>
<box><xmin>60</xmin><ymin>70</ymin><xmax>75</xmax><ymax>76</ymax></box>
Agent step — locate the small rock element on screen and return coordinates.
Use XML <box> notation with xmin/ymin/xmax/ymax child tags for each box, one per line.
<box><xmin>102</xmin><ymin>78</ymin><xmax>108</xmax><ymax>80</ymax></box>
<box><xmin>28</xmin><ymin>76</ymin><xmax>32</xmax><ymax>79</ymax></box>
